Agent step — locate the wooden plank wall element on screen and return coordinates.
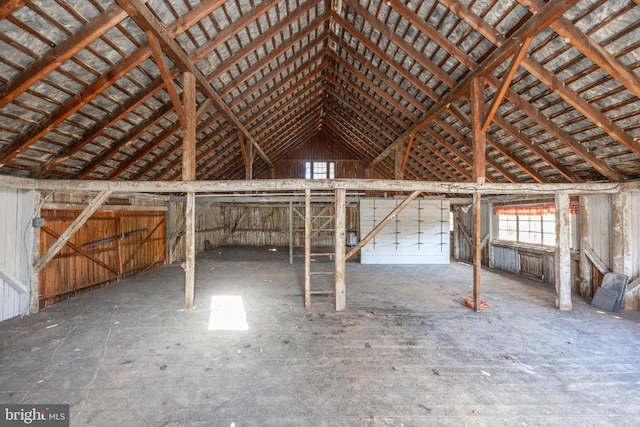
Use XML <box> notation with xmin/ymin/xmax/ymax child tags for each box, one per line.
<box><xmin>169</xmin><ymin>203</ymin><xmax>358</xmax><ymax>260</ymax></box>
<box><xmin>39</xmin><ymin>209</ymin><xmax>166</xmax><ymax>307</ymax></box>
<box><xmin>0</xmin><ymin>187</ymin><xmax>35</xmax><ymax>322</ymax></box>
<box><xmin>272</xmin><ymin>133</ymin><xmax>365</xmax><ymax>179</ymax></box>
<box><xmin>452</xmin><ymin>202</ymin><xmax>490</xmax><ymax>264</ymax></box>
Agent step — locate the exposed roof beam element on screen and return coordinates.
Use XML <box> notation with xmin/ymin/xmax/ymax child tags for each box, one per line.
<box><xmin>369</xmin><ymin>0</ymin><xmax>580</xmax><ymax>168</ymax></box>
<box><xmin>450</xmin><ymin>104</ymin><xmax>546</xmax><ymax>183</ymax></box>
<box><xmin>443</xmin><ymin>0</ymin><xmax>640</xmax><ymax>164</ymax></box>
<box><xmin>343</xmin><ymin>0</ymin><xmax>455</xmax><ymax>88</ymax></box>
<box><xmin>0</xmin><ymin>4</ymin><xmax>129</xmax><ymax>110</ymax></box>
<box><xmin>482</xmin><ymin>37</ymin><xmax>532</xmax><ymax>133</ymax></box>
<box><xmin>518</xmin><ymin>0</ymin><xmax>640</xmax><ymax>102</ymax></box>
<box><xmin>146</xmin><ymin>32</ymin><xmax>187</xmax><ymax>128</ymax></box>
<box><xmin>0</xmin><ymin>49</ymin><xmax>151</xmax><ymax>167</ymax></box>
<box><xmin>203</xmin><ymin>4</ymin><xmax>326</xmax><ymax>83</ymax></box>
<box><xmin>116</xmin><ymin>0</ymin><xmax>273</xmax><ymax>168</ymax></box>
<box><xmin>0</xmin><ymin>0</ymin><xmax>29</xmax><ymax>19</ymax></box>
<box><xmin>2</xmin><ymin>0</ymin><xmax>222</xmax><ymax>172</ymax></box>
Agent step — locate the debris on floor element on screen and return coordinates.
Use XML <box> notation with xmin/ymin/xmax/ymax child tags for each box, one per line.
<box><xmin>462</xmin><ymin>296</ymin><xmax>490</xmax><ymax>310</ymax></box>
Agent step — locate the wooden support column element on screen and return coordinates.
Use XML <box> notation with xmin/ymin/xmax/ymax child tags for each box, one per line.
<box><xmin>452</xmin><ymin>206</ymin><xmax>460</xmax><ymax>259</ymax></box>
<box><xmin>182</xmin><ymin>72</ymin><xmax>197</xmax><ymax>181</ymax></box>
<box><xmin>335</xmin><ymin>188</ymin><xmax>347</xmax><ymax>311</ymax></box>
<box><xmin>246</xmin><ymin>133</ymin><xmax>253</xmax><ymax>180</ymax></box>
<box><xmin>471</xmin><ymin>78</ymin><xmax>487</xmax><ymax>184</ymax></box>
<box><xmin>555</xmin><ymin>192</ymin><xmax>572</xmax><ymax>310</ymax></box>
<box><xmin>471</xmin><ymin>77</ymin><xmax>486</xmax><ymax>311</ymax></box>
<box><xmin>395</xmin><ymin>145</ymin><xmax>404</xmax><ymax>180</ymax></box>
<box><xmin>304</xmin><ymin>189</ymin><xmax>311</xmax><ymax>311</ymax></box>
<box><xmin>472</xmin><ymin>193</ymin><xmax>482</xmax><ymax>311</ymax></box>
<box><xmin>29</xmin><ymin>190</ymin><xmax>41</xmax><ymax>314</ymax></box>
<box><xmin>34</xmin><ymin>190</ymin><xmax>112</xmax><ymax>273</ymax></box>
<box><xmin>578</xmin><ymin>195</ymin><xmax>591</xmax><ymax>297</ymax></box>
<box><xmin>612</xmin><ymin>191</ymin><xmax>632</xmax><ymax>277</ymax></box>
<box><xmin>184</xmin><ymin>191</ymin><xmax>196</xmax><ymax>309</ymax></box>
<box><xmin>239</xmin><ymin>131</ymin><xmax>253</xmax><ymax>180</ymax></box>
<box><xmin>289</xmin><ymin>200</ymin><xmax>294</xmax><ymax>265</ymax></box>
<box><xmin>182</xmin><ymin>71</ymin><xmax>197</xmax><ymax>310</ymax></box>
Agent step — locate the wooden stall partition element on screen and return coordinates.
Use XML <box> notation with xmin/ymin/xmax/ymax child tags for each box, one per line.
<box><xmin>39</xmin><ymin>209</ymin><xmax>165</xmax><ymax>307</ymax></box>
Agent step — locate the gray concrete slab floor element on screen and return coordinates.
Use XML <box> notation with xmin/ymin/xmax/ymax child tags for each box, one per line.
<box><xmin>1</xmin><ymin>246</ymin><xmax>640</xmax><ymax>426</ymax></box>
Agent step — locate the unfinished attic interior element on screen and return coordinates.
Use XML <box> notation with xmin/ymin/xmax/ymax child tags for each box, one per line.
<box><xmin>1</xmin><ymin>0</ymin><xmax>640</xmax><ymax>424</ymax></box>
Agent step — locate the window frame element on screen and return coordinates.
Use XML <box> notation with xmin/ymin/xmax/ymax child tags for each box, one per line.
<box><xmin>304</xmin><ymin>161</ymin><xmax>335</xmax><ymax>179</ymax></box>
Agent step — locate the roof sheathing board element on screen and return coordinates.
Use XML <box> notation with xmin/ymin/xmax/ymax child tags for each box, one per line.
<box><xmin>0</xmin><ymin>0</ymin><xmax>639</xmax><ymax>182</ymax></box>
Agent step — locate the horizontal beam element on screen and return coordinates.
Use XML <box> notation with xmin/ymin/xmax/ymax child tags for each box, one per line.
<box><xmin>42</xmin><ymin>203</ymin><xmax>167</xmax><ymax>212</ymax></box>
<box><xmin>0</xmin><ymin>175</ymin><xmax>632</xmax><ymax>195</ymax></box>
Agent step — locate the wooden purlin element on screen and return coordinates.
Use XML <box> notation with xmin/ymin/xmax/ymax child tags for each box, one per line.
<box><xmin>368</xmin><ymin>0</ymin><xmax>581</xmax><ymax>168</ymax></box>
<box><xmin>116</xmin><ymin>0</ymin><xmax>274</xmax><ymax>168</ymax></box>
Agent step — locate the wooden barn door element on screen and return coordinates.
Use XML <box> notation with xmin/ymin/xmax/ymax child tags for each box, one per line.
<box><xmin>39</xmin><ymin>209</ymin><xmax>165</xmax><ymax>307</ymax></box>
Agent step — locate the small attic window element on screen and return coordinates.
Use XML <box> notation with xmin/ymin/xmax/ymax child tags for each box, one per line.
<box><xmin>304</xmin><ymin>161</ymin><xmax>335</xmax><ymax>179</ymax></box>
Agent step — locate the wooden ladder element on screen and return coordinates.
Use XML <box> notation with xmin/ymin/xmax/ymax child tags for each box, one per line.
<box><xmin>304</xmin><ymin>189</ymin><xmax>345</xmax><ymax>311</ymax></box>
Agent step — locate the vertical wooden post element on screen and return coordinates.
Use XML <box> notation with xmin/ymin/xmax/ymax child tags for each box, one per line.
<box><xmin>472</xmin><ymin>193</ymin><xmax>482</xmax><ymax>311</ymax></box>
<box><xmin>578</xmin><ymin>195</ymin><xmax>591</xmax><ymax>297</ymax></box>
<box><xmin>488</xmin><ymin>202</ymin><xmax>496</xmax><ymax>269</ymax></box>
<box><xmin>182</xmin><ymin>72</ymin><xmax>197</xmax><ymax>310</ymax></box>
<box><xmin>185</xmin><ymin>191</ymin><xmax>196</xmax><ymax>309</ymax></box>
<box><xmin>29</xmin><ymin>190</ymin><xmax>42</xmax><ymax>314</ymax></box>
<box><xmin>269</xmin><ymin>167</ymin><xmax>276</xmax><ymax>179</ymax></box>
<box><xmin>452</xmin><ymin>206</ymin><xmax>460</xmax><ymax>260</ymax></box>
<box><xmin>471</xmin><ymin>78</ymin><xmax>487</xmax><ymax>184</ymax></box>
<box><xmin>289</xmin><ymin>200</ymin><xmax>293</xmax><ymax>265</ymax></box>
<box><xmin>612</xmin><ymin>191</ymin><xmax>632</xmax><ymax>277</ymax></box>
<box><xmin>394</xmin><ymin>145</ymin><xmax>403</xmax><ymax>180</ymax></box>
<box><xmin>555</xmin><ymin>192</ymin><xmax>572</xmax><ymax>310</ymax></box>
<box><xmin>471</xmin><ymin>77</ymin><xmax>486</xmax><ymax>311</ymax></box>
<box><xmin>182</xmin><ymin>72</ymin><xmax>196</xmax><ymax>182</ymax></box>
<box><xmin>246</xmin><ymin>139</ymin><xmax>253</xmax><ymax>180</ymax></box>
<box><xmin>304</xmin><ymin>189</ymin><xmax>311</xmax><ymax>311</ymax></box>
<box><xmin>335</xmin><ymin>188</ymin><xmax>347</xmax><ymax>311</ymax></box>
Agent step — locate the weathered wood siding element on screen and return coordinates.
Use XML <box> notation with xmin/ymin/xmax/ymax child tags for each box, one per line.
<box><xmin>452</xmin><ymin>201</ymin><xmax>491</xmax><ymax>263</ymax></box>
<box><xmin>169</xmin><ymin>202</ymin><xmax>358</xmax><ymax>261</ymax></box>
<box><xmin>272</xmin><ymin>133</ymin><xmax>365</xmax><ymax>179</ymax></box>
<box><xmin>492</xmin><ymin>243</ymin><xmax>555</xmax><ymax>285</ymax></box>
<box><xmin>0</xmin><ymin>187</ymin><xmax>35</xmax><ymax>322</ymax></box>
<box><xmin>39</xmin><ymin>210</ymin><xmax>166</xmax><ymax>307</ymax></box>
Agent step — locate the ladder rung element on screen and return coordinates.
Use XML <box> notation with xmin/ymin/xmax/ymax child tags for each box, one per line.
<box><xmin>310</xmin><ymin>291</ymin><xmax>335</xmax><ymax>295</ymax></box>
<box><xmin>313</xmin><ymin>215</ymin><xmax>335</xmax><ymax>219</ymax></box>
<box><xmin>311</xmin><ymin>253</ymin><xmax>334</xmax><ymax>256</ymax></box>
<box><xmin>310</xmin><ymin>271</ymin><xmax>335</xmax><ymax>275</ymax></box>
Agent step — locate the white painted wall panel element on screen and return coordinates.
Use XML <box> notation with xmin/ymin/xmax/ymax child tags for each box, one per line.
<box><xmin>0</xmin><ymin>187</ymin><xmax>35</xmax><ymax>322</ymax></box>
<box><xmin>587</xmin><ymin>194</ymin><xmax>612</xmax><ymax>269</ymax></box>
<box><xmin>360</xmin><ymin>198</ymin><xmax>450</xmax><ymax>264</ymax></box>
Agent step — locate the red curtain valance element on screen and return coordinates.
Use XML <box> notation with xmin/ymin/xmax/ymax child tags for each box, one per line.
<box><xmin>493</xmin><ymin>202</ymin><xmax>579</xmax><ymax>216</ymax></box>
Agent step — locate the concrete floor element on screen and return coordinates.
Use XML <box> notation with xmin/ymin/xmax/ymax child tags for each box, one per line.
<box><xmin>1</xmin><ymin>246</ymin><xmax>640</xmax><ymax>426</ymax></box>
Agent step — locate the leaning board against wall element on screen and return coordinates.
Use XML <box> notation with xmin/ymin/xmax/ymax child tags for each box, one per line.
<box><xmin>360</xmin><ymin>198</ymin><xmax>450</xmax><ymax>264</ymax></box>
